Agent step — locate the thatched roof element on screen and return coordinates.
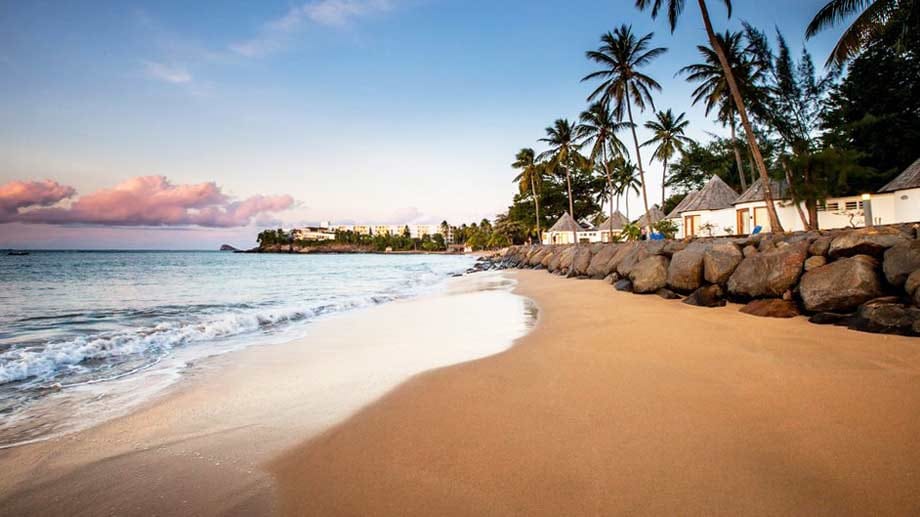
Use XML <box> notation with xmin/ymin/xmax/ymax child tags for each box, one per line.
<box><xmin>597</xmin><ymin>210</ymin><xmax>630</xmax><ymax>231</ymax></box>
<box><xmin>679</xmin><ymin>176</ymin><xmax>738</xmax><ymax>212</ymax></box>
<box><xmin>733</xmin><ymin>178</ymin><xmax>790</xmax><ymax>205</ymax></box>
<box><xmin>635</xmin><ymin>206</ymin><xmax>666</xmax><ymax>227</ymax></box>
<box><xmin>666</xmin><ymin>191</ymin><xmax>699</xmax><ymax>219</ymax></box>
<box><xmin>878</xmin><ymin>157</ymin><xmax>920</xmax><ymax>193</ymax></box>
<box><xmin>547</xmin><ymin>212</ymin><xmax>584</xmax><ymax>233</ymax></box>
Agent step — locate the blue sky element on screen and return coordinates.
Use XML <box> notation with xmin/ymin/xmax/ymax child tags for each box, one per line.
<box><xmin>0</xmin><ymin>0</ymin><xmax>841</xmax><ymax>248</ymax></box>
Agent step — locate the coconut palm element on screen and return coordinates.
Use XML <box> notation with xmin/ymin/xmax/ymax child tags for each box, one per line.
<box><xmin>577</xmin><ymin>101</ymin><xmax>629</xmax><ymax>235</ymax></box>
<box><xmin>511</xmin><ymin>148</ymin><xmax>544</xmax><ymax>241</ymax></box>
<box><xmin>582</xmin><ymin>24</ymin><xmax>666</xmax><ymax>234</ymax></box>
<box><xmin>642</xmin><ymin>109</ymin><xmax>693</xmax><ymax>205</ymax></box>
<box><xmin>679</xmin><ymin>30</ymin><xmax>765</xmax><ymax>191</ymax></box>
<box><xmin>612</xmin><ymin>157</ymin><xmax>641</xmax><ymax>220</ymax></box>
<box><xmin>806</xmin><ymin>0</ymin><xmax>919</xmax><ymax>67</ymax></box>
<box><xmin>635</xmin><ymin>0</ymin><xmax>785</xmax><ymax>232</ymax></box>
<box><xmin>538</xmin><ymin>119</ymin><xmax>582</xmax><ymax>243</ymax></box>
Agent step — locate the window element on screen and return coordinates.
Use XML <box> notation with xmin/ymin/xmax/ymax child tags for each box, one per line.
<box><xmin>826</xmin><ymin>202</ymin><xmax>839</xmax><ymax>211</ymax></box>
<box><xmin>844</xmin><ymin>201</ymin><xmax>864</xmax><ymax>210</ymax></box>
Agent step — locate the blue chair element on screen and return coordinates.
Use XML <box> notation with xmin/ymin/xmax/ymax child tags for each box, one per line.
<box><xmin>751</xmin><ymin>225</ymin><xmax>763</xmax><ymax>235</ymax></box>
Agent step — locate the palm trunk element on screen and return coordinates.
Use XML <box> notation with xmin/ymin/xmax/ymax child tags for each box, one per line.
<box><xmin>698</xmin><ymin>0</ymin><xmax>783</xmax><ymax>233</ymax></box>
<box><xmin>626</xmin><ymin>194</ymin><xmax>630</xmax><ymax>220</ymax></box>
<box><xmin>602</xmin><ymin>146</ymin><xmax>615</xmax><ymax>242</ymax></box>
<box><xmin>661</xmin><ymin>158</ymin><xmax>668</xmax><ymax>207</ymax></box>
<box><xmin>564</xmin><ymin>160</ymin><xmax>576</xmax><ymax>244</ymax></box>
<box><xmin>530</xmin><ymin>174</ymin><xmax>541</xmax><ymax>242</ymax></box>
<box><xmin>730</xmin><ymin>117</ymin><xmax>747</xmax><ymax>191</ymax></box>
<box><xmin>625</xmin><ymin>92</ymin><xmax>652</xmax><ymax>234</ymax></box>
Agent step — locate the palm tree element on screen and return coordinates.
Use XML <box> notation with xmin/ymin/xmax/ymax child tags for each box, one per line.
<box><xmin>577</xmin><ymin>101</ymin><xmax>629</xmax><ymax>236</ymax></box>
<box><xmin>511</xmin><ymin>148</ymin><xmax>544</xmax><ymax>242</ymax></box>
<box><xmin>679</xmin><ymin>30</ymin><xmax>764</xmax><ymax>191</ymax></box>
<box><xmin>642</xmin><ymin>109</ymin><xmax>693</xmax><ymax>205</ymax></box>
<box><xmin>806</xmin><ymin>0</ymin><xmax>919</xmax><ymax>67</ymax></box>
<box><xmin>636</xmin><ymin>0</ymin><xmax>785</xmax><ymax>232</ymax></box>
<box><xmin>582</xmin><ymin>24</ymin><xmax>666</xmax><ymax>234</ymax></box>
<box><xmin>538</xmin><ymin>119</ymin><xmax>582</xmax><ymax>243</ymax></box>
<box><xmin>613</xmin><ymin>157</ymin><xmax>641</xmax><ymax>220</ymax></box>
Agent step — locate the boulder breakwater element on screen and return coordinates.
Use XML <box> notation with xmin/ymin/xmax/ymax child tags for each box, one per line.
<box><xmin>479</xmin><ymin>225</ymin><xmax>920</xmax><ymax>337</ymax></box>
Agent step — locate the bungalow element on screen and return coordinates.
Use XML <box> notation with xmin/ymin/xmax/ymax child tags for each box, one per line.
<box><xmin>665</xmin><ymin>190</ymin><xmax>699</xmax><ymax>238</ymax></box>
<box><xmin>542</xmin><ymin>212</ymin><xmax>585</xmax><ymax>245</ymax></box>
<box><xmin>596</xmin><ymin>210</ymin><xmax>630</xmax><ymax>242</ymax></box>
<box><xmin>676</xmin><ymin>175</ymin><xmax>739</xmax><ymax>238</ymax></box>
<box><xmin>878</xmin><ymin>156</ymin><xmax>920</xmax><ymax>224</ymax></box>
<box><xmin>635</xmin><ymin>205</ymin><xmax>666</xmax><ymax>230</ymax></box>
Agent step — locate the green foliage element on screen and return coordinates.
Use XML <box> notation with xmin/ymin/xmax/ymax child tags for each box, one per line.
<box><xmin>653</xmin><ymin>219</ymin><xmax>679</xmax><ymax>239</ymax></box>
<box><xmin>620</xmin><ymin>223</ymin><xmax>641</xmax><ymax>242</ymax></box>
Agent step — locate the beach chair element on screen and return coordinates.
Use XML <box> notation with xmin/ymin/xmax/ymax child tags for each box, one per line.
<box><xmin>751</xmin><ymin>225</ymin><xmax>763</xmax><ymax>235</ymax></box>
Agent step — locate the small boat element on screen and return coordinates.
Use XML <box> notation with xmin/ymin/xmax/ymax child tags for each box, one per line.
<box><xmin>7</xmin><ymin>250</ymin><xmax>30</xmax><ymax>256</ymax></box>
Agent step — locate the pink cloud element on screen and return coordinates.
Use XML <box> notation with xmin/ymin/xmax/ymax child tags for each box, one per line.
<box><xmin>0</xmin><ymin>176</ymin><xmax>294</xmax><ymax>228</ymax></box>
<box><xmin>0</xmin><ymin>179</ymin><xmax>76</xmax><ymax>220</ymax></box>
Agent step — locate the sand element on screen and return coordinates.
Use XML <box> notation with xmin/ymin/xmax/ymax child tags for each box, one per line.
<box><xmin>271</xmin><ymin>270</ymin><xmax>920</xmax><ymax>516</ymax></box>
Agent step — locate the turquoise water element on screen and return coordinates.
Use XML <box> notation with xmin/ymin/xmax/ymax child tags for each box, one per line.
<box><xmin>0</xmin><ymin>251</ymin><xmax>474</xmax><ymax>420</ymax></box>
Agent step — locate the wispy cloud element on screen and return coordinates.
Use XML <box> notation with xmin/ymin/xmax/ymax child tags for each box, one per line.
<box><xmin>142</xmin><ymin>60</ymin><xmax>192</xmax><ymax>84</ymax></box>
<box><xmin>230</xmin><ymin>0</ymin><xmax>393</xmax><ymax>58</ymax></box>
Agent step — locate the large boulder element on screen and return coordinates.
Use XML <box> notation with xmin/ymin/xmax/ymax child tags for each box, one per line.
<box><xmin>615</xmin><ymin>243</ymin><xmax>653</xmax><ymax>278</ymax></box>
<box><xmin>906</xmin><ymin>270</ymin><xmax>920</xmax><ymax>297</ymax></box>
<box><xmin>529</xmin><ymin>247</ymin><xmax>551</xmax><ymax>267</ymax></box>
<box><xmin>727</xmin><ymin>242</ymin><xmax>808</xmax><ymax>299</ymax></box>
<box><xmin>808</xmin><ymin>236</ymin><xmax>833</xmax><ymax>257</ymax></box>
<box><xmin>703</xmin><ymin>242</ymin><xmax>743</xmax><ymax>285</ymax></box>
<box><xmin>614</xmin><ymin>278</ymin><xmax>633</xmax><ymax>292</ymax></box>
<box><xmin>882</xmin><ymin>240</ymin><xmax>920</xmax><ymax>287</ymax></box>
<box><xmin>605</xmin><ymin>242</ymin><xmax>637</xmax><ymax>277</ymax></box>
<box><xmin>828</xmin><ymin>227</ymin><xmax>909</xmax><ymax>259</ymax></box>
<box><xmin>799</xmin><ymin>255</ymin><xmax>883</xmax><ymax>313</ymax></box>
<box><xmin>556</xmin><ymin>246</ymin><xmax>579</xmax><ymax>273</ymax></box>
<box><xmin>667</xmin><ymin>246</ymin><xmax>706</xmax><ymax>292</ymax></box>
<box><xmin>629</xmin><ymin>255</ymin><xmax>670</xmax><ymax>294</ymax></box>
<box><xmin>540</xmin><ymin>247</ymin><xmax>557</xmax><ymax>268</ymax></box>
<box><xmin>804</xmin><ymin>255</ymin><xmax>827</xmax><ymax>271</ymax></box>
<box><xmin>848</xmin><ymin>302</ymin><xmax>920</xmax><ymax>336</ymax></box>
<box><xmin>683</xmin><ymin>285</ymin><xmax>726</xmax><ymax>308</ymax></box>
<box><xmin>740</xmin><ymin>299</ymin><xmax>800</xmax><ymax>318</ymax></box>
<box><xmin>586</xmin><ymin>245</ymin><xmax>619</xmax><ymax>278</ymax></box>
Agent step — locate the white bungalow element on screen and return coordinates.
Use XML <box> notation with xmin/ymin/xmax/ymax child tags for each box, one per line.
<box><xmin>674</xmin><ymin>175</ymin><xmax>739</xmax><ymax>237</ymax></box>
<box><xmin>542</xmin><ymin>212</ymin><xmax>585</xmax><ymax>244</ymax></box>
<box><xmin>635</xmin><ymin>205</ymin><xmax>666</xmax><ymax>230</ymax></box>
<box><xmin>877</xmin><ymin>156</ymin><xmax>920</xmax><ymax>224</ymax></box>
<box><xmin>665</xmin><ymin>191</ymin><xmax>698</xmax><ymax>238</ymax></box>
<box><xmin>596</xmin><ymin>210</ymin><xmax>630</xmax><ymax>242</ymax></box>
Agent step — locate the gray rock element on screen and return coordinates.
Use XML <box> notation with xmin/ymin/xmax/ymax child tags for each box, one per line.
<box><xmin>614</xmin><ymin>278</ymin><xmax>633</xmax><ymax>292</ymax></box>
<box><xmin>743</xmin><ymin>245</ymin><xmax>758</xmax><ymax>258</ymax></box>
<box><xmin>555</xmin><ymin>246</ymin><xmax>579</xmax><ymax>273</ymax></box>
<box><xmin>660</xmin><ymin>240</ymin><xmax>688</xmax><ymax>258</ymax></box>
<box><xmin>848</xmin><ymin>302</ymin><xmax>920</xmax><ymax>336</ymax></box>
<box><xmin>809</xmin><ymin>312</ymin><xmax>853</xmax><ymax>325</ymax></box>
<box><xmin>799</xmin><ymin>255</ymin><xmax>883</xmax><ymax>313</ymax></box>
<box><xmin>571</xmin><ymin>245</ymin><xmax>596</xmax><ymax>276</ymax></box>
<box><xmin>667</xmin><ymin>247</ymin><xmax>706</xmax><ymax>292</ymax></box>
<box><xmin>656</xmin><ymin>288</ymin><xmax>682</xmax><ymax>300</ymax></box>
<box><xmin>740</xmin><ymin>299</ymin><xmax>800</xmax><ymax>318</ymax></box>
<box><xmin>906</xmin><ymin>270</ymin><xmax>920</xmax><ymax>297</ymax></box>
<box><xmin>882</xmin><ymin>240</ymin><xmax>920</xmax><ymax>287</ymax></box>
<box><xmin>808</xmin><ymin>236</ymin><xmax>833</xmax><ymax>257</ymax></box>
<box><xmin>703</xmin><ymin>242</ymin><xmax>743</xmax><ymax>285</ymax></box>
<box><xmin>828</xmin><ymin>227</ymin><xmax>909</xmax><ymax>259</ymax></box>
<box><xmin>683</xmin><ymin>285</ymin><xmax>726</xmax><ymax>308</ymax></box>
<box><xmin>586</xmin><ymin>245</ymin><xmax>620</xmax><ymax>278</ymax></box>
<box><xmin>804</xmin><ymin>255</ymin><xmax>827</xmax><ymax>271</ymax></box>
<box><xmin>727</xmin><ymin>242</ymin><xmax>808</xmax><ymax>299</ymax></box>
<box><xmin>603</xmin><ymin>273</ymin><xmax>618</xmax><ymax>284</ymax></box>
<box><xmin>629</xmin><ymin>255</ymin><xmax>670</xmax><ymax>294</ymax></box>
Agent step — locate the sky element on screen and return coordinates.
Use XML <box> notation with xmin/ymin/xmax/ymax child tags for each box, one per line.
<box><xmin>0</xmin><ymin>0</ymin><xmax>842</xmax><ymax>249</ymax></box>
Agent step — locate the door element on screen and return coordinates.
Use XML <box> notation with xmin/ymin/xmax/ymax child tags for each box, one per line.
<box><xmin>736</xmin><ymin>208</ymin><xmax>750</xmax><ymax>234</ymax></box>
<box><xmin>753</xmin><ymin>207</ymin><xmax>771</xmax><ymax>233</ymax></box>
<box><xmin>683</xmin><ymin>215</ymin><xmax>698</xmax><ymax>237</ymax></box>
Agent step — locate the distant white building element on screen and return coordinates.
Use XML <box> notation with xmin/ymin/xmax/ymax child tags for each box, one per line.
<box><xmin>542</xmin><ymin>212</ymin><xmax>585</xmax><ymax>244</ymax></box>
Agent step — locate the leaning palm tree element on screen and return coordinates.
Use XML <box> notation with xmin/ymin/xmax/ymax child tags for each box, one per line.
<box><xmin>538</xmin><ymin>119</ymin><xmax>582</xmax><ymax>243</ymax></box>
<box><xmin>582</xmin><ymin>25</ymin><xmax>666</xmax><ymax>234</ymax></box>
<box><xmin>511</xmin><ymin>148</ymin><xmax>544</xmax><ymax>242</ymax></box>
<box><xmin>806</xmin><ymin>0</ymin><xmax>919</xmax><ymax>67</ymax></box>
<box><xmin>635</xmin><ymin>0</ymin><xmax>785</xmax><ymax>232</ymax></box>
<box><xmin>679</xmin><ymin>30</ymin><xmax>764</xmax><ymax>191</ymax></box>
<box><xmin>613</xmin><ymin>157</ymin><xmax>641</xmax><ymax>220</ymax></box>
<box><xmin>577</xmin><ymin>101</ymin><xmax>629</xmax><ymax>235</ymax></box>
<box><xmin>642</xmin><ymin>109</ymin><xmax>693</xmax><ymax>205</ymax></box>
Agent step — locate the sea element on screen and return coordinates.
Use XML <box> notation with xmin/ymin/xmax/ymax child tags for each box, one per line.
<box><xmin>0</xmin><ymin>250</ymin><xmax>476</xmax><ymax>446</ymax></box>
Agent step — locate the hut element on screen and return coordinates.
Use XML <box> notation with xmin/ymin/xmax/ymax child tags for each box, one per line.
<box><xmin>878</xmin><ymin>156</ymin><xmax>920</xmax><ymax>224</ymax></box>
<box><xmin>635</xmin><ymin>205</ymin><xmax>666</xmax><ymax>230</ymax></box>
<box><xmin>676</xmin><ymin>176</ymin><xmax>739</xmax><ymax>237</ymax></box>
<box><xmin>542</xmin><ymin>212</ymin><xmax>585</xmax><ymax>245</ymax></box>
<box><xmin>596</xmin><ymin>210</ymin><xmax>630</xmax><ymax>242</ymax></box>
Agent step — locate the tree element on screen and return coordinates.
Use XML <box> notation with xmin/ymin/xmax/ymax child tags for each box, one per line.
<box><xmin>806</xmin><ymin>0</ymin><xmax>920</xmax><ymax>67</ymax></box>
<box><xmin>642</xmin><ymin>108</ymin><xmax>693</xmax><ymax>205</ymax></box>
<box><xmin>577</xmin><ymin>101</ymin><xmax>629</xmax><ymax>233</ymax></box>
<box><xmin>583</xmin><ymin>24</ymin><xmax>666</xmax><ymax>233</ymax></box>
<box><xmin>539</xmin><ymin>119</ymin><xmax>583</xmax><ymax>243</ymax></box>
<box><xmin>511</xmin><ymin>148</ymin><xmax>544</xmax><ymax>241</ymax></box>
<box><xmin>612</xmin><ymin>157</ymin><xmax>641</xmax><ymax>219</ymax></box>
<box><xmin>636</xmin><ymin>0</ymin><xmax>785</xmax><ymax>232</ymax></box>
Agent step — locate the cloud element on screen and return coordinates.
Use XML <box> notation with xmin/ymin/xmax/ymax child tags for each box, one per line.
<box><xmin>230</xmin><ymin>0</ymin><xmax>393</xmax><ymax>57</ymax></box>
<box><xmin>0</xmin><ymin>176</ymin><xmax>294</xmax><ymax>228</ymax></box>
<box><xmin>142</xmin><ymin>60</ymin><xmax>192</xmax><ymax>84</ymax></box>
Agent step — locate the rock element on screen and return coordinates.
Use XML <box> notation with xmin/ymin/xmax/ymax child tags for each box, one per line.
<box><xmin>727</xmin><ymin>242</ymin><xmax>808</xmax><ymax>299</ymax></box>
<box><xmin>540</xmin><ymin>248</ymin><xmax>557</xmax><ymax>269</ymax></box>
<box><xmin>906</xmin><ymin>270</ymin><xmax>920</xmax><ymax>297</ymax></box>
<box><xmin>808</xmin><ymin>236</ymin><xmax>832</xmax><ymax>256</ymax></box>
<box><xmin>586</xmin><ymin>245</ymin><xmax>619</xmax><ymax>278</ymax></box>
<box><xmin>556</xmin><ymin>246</ymin><xmax>579</xmax><ymax>273</ymax></box>
<box><xmin>828</xmin><ymin>227</ymin><xmax>909</xmax><ymax>259</ymax></box>
<box><xmin>882</xmin><ymin>240</ymin><xmax>920</xmax><ymax>287</ymax></box>
<box><xmin>667</xmin><ymin>247</ymin><xmax>706</xmax><ymax>292</ymax></box>
<box><xmin>615</xmin><ymin>243</ymin><xmax>651</xmax><ymax>278</ymax></box>
<box><xmin>603</xmin><ymin>273</ymin><xmax>617</xmax><ymax>284</ymax></box>
<box><xmin>614</xmin><ymin>278</ymin><xmax>633</xmax><ymax>292</ymax></box>
<box><xmin>629</xmin><ymin>255</ymin><xmax>670</xmax><ymax>294</ymax></box>
<box><xmin>799</xmin><ymin>255</ymin><xmax>883</xmax><ymax>313</ymax></box>
<box><xmin>660</xmin><ymin>240</ymin><xmax>688</xmax><ymax>258</ymax></box>
<box><xmin>743</xmin><ymin>245</ymin><xmax>758</xmax><ymax>258</ymax></box>
<box><xmin>848</xmin><ymin>302</ymin><xmax>920</xmax><ymax>336</ymax></box>
<box><xmin>803</xmin><ymin>255</ymin><xmax>827</xmax><ymax>271</ymax></box>
<box><xmin>571</xmin><ymin>245</ymin><xmax>596</xmax><ymax>276</ymax></box>
<box><xmin>683</xmin><ymin>285</ymin><xmax>727</xmax><ymax>308</ymax></box>
<box><xmin>703</xmin><ymin>242</ymin><xmax>743</xmax><ymax>285</ymax></box>
<box><xmin>219</xmin><ymin>244</ymin><xmax>239</xmax><ymax>251</ymax></box>
<box><xmin>809</xmin><ymin>312</ymin><xmax>853</xmax><ymax>326</ymax></box>
<box><xmin>606</xmin><ymin>242</ymin><xmax>638</xmax><ymax>277</ymax></box>
<box><xmin>782</xmin><ymin>289</ymin><xmax>794</xmax><ymax>301</ymax></box>
<box><xmin>740</xmin><ymin>299</ymin><xmax>800</xmax><ymax>318</ymax></box>
<box><xmin>656</xmin><ymin>288</ymin><xmax>682</xmax><ymax>300</ymax></box>
<box><xmin>529</xmin><ymin>247</ymin><xmax>551</xmax><ymax>267</ymax></box>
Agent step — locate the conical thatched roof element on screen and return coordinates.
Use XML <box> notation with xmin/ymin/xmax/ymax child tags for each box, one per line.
<box><xmin>665</xmin><ymin>190</ymin><xmax>700</xmax><ymax>219</ymax></box>
<box><xmin>679</xmin><ymin>176</ymin><xmax>738</xmax><ymax>212</ymax></box>
<box><xmin>733</xmin><ymin>178</ymin><xmax>790</xmax><ymax>205</ymax></box>
<box><xmin>547</xmin><ymin>212</ymin><xmax>584</xmax><ymax>233</ymax></box>
<box><xmin>597</xmin><ymin>210</ymin><xmax>630</xmax><ymax>231</ymax></box>
<box><xmin>635</xmin><ymin>206</ymin><xmax>666</xmax><ymax>227</ymax></box>
<box><xmin>878</xmin><ymin>157</ymin><xmax>920</xmax><ymax>193</ymax></box>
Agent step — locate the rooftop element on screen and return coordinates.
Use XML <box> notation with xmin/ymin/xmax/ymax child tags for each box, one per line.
<box><xmin>878</xmin><ymin>157</ymin><xmax>920</xmax><ymax>193</ymax></box>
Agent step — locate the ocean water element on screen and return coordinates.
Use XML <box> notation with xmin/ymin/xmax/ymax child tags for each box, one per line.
<box><xmin>0</xmin><ymin>251</ymin><xmax>475</xmax><ymax>444</ymax></box>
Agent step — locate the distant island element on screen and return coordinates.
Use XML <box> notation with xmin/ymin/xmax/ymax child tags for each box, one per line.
<box><xmin>219</xmin><ymin>244</ymin><xmax>240</xmax><ymax>252</ymax></box>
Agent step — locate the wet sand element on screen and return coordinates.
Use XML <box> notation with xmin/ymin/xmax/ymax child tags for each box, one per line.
<box><xmin>272</xmin><ymin>270</ymin><xmax>920</xmax><ymax>516</ymax></box>
<box><xmin>0</xmin><ymin>273</ymin><xmax>532</xmax><ymax>516</ymax></box>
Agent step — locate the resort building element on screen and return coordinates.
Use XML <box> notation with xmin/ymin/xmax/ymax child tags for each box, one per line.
<box><xmin>596</xmin><ymin>210</ymin><xmax>630</xmax><ymax>242</ymax></box>
<box><xmin>675</xmin><ymin>176</ymin><xmax>739</xmax><ymax>238</ymax></box>
<box><xmin>635</xmin><ymin>206</ymin><xmax>666</xmax><ymax>230</ymax></box>
<box><xmin>542</xmin><ymin>212</ymin><xmax>586</xmax><ymax>245</ymax></box>
<box><xmin>291</xmin><ymin>227</ymin><xmax>337</xmax><ymax>241</ymax></box>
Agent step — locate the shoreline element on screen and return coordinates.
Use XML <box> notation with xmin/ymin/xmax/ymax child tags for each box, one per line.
<box><xmin>271</xmin><ymin>270</ymin><xmax>920</xmax><ymax>516</ymax></box>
